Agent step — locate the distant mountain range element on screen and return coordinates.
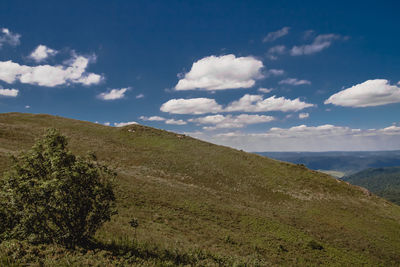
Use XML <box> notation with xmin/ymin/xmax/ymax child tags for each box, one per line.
<box><xmin>343</xmin><ymin>167</ymin><xmax>400</xmax><ymax>205</ymax></box>
<box><xmin>256</xmin><ymin>151</ymin><xmax>400</xmax><ymax>175</ymax></box>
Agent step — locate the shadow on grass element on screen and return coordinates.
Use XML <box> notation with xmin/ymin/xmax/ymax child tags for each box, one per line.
<box><xmin>82</xmin><ymin>237</ymin><xmax>228</xmax><ymax>266</ymax></box>
<box><xmin>0</xmin><ymin>237</ymin><xmax>236</xmax><ymax>266</ymax></box>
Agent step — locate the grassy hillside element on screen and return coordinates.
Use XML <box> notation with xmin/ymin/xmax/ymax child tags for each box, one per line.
<box><xmin>1</xmin><ymin>113</ymin><xmax>400</xmax><ymax>266</ymax></box>
<box><xmin>343</xmin><ymin>167</ymin><xmax>400</xmax><ymax>205</ymax></box>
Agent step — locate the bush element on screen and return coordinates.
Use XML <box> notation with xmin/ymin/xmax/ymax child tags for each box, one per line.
<box><xmin>307</xmin><ymin>240</ymin><xmax>324</xmax><ymax>250</ymax></box>
<box><xmin>0</xmin><ymin>129</ymin><xmax>117</xmax><ymax>247</ymax></box>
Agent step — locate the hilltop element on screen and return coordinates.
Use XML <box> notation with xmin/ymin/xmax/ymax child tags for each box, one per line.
<box><xmin>1</xmin><ymin>113</ymin><xmax>400</xmax><ymax>266</ymax></box>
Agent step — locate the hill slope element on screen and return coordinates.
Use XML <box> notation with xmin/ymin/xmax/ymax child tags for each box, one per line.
<box><xmin>343</xmin><ymin>167</ymin><xmax>400</xmax><ymax>205</ymax></box>
<box><xmin>1</xmin><ymin>113</ymin><xmax>400</xmax><ymax>266</ymax></box>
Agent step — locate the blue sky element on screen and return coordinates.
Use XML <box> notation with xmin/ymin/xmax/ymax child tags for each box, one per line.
<box><xmin>1</xmin><ymin>0</ymin><xmax>400</xmax><ymax>151</ymax></box>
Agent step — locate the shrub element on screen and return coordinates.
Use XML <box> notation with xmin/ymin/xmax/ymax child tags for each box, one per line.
<box><xmin>308</xmin><ymin>240</ymin><xmax>324</xmax><ymax>250</ymax></box>
<box><xmin>0</xmin><ymin>129</ymin><xmax>117</xmax><ymax>247</ymax></box>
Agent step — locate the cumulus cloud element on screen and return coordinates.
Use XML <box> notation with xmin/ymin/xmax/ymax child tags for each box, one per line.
<box><xmin>140</xmin><ymin>116</ymin><xmax>166</xmax><ymax>121</ymax></box>
<box><xmin>299</xmin><ymin>112</ymin><xmax>309</xmax><ymax>119</ymax></box>
<box><xmin>279</xmin><ymin>78</ymin><xmax>311</xmax><ymax>86</ymax></box>
<box><xmin>161</xmin><ymin>94</ymin><xmax>314</xmax><ymax>115</ymax></box>
<box><xmin>29</xmin><ymin>45</ymin><xmax>57</xmax><ymax>62</ymax></box>
<box><xmin>25</xmin><ymin>105</ymin><xmax>30</xmax><ymax>109</ymax></box>
<box><xmin>266</xmin><ymin>45</ymin><xmax>286</xmax><ymax>60</ymax></box>
<box><xmin>189</xmin><ymin>114</ymin><xmax>274</xmax><ymax>130</ymax></box>
<box><xmin>175</xmin><ymin>54</ymin><xmax>264</xmax><ymax>90</ymax></box>
<box><xmin>114</xmin><ymin>121</ymin><xmax>138</xmax><ymax>127</ymax></box>
<box><xmin>140</xmin><ymin>115</ymin><xmax>186</xmax><ymax>125</ymax></box>
<box><xmin>98</xmin><ymin>88</ymin><xmax>129</xmax><ymax>100</ymax></box>
<box><xmin>187</xmin><ymin>124</ymin><xmax>400</xmax><ymax>152</ymax></box>
<box><xmin>0</xmin><ymin>28</ymin><xmax>20</xmax><ymax>48</ymax></box>
<box><xmin>325</xmin><ymin>79</ymin><xmax>400</xmax><ymax>107</ymax></box>
<box><xmin>263</xmin><ymin>27</ymin><xmax>290</xmax><ymax>43</ymax></box>
<box><xmin>0</xmin><ymin>88</ymin><xmax>18</xmax><ymax>97</ymax></box>
<box><xmin>225</xmin><ymin>94</ymin><xmax>314</xmax><ymax>113</ymax></box>
<box><xmin>136</xmin><ymin>93</ymin><xmax>144</xmax><ymax>99</ymax></box>
<box><xmin>258</xmin><ymin>87</ymin><xmax>273</xmax><ymax>93</ymax></box>
<box><xmin>165</xmin><ymin>119</ymin><xmax>187</xmax><ymax>125</ymax></box>
<box><xmin>290</xmin><ymin>34</ymin><xmax>341</xmax><ymax>56</ymax></box>
<box><xmin>0</xmin><ymin>55</ymin><xmax>103</xmax><ymax>87</ymax></box>
<box><xmin>160</xmin><ymin>98</ymin><xmax>223</xmax><ymax>114</ymax></box>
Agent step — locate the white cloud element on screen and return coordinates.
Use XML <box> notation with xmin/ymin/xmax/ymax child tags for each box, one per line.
<box><xmin>78</xmin><ymin>73</ymin><xmax>103</xmax><ymax>86</ymax></box>
<box><xmin>267</xmin><ymin>45</ymin><xmax>286</xmax><ymax>54</ymax></box>
<box><xmin>324</xmin><ymin>79</ymin><xmax>400</xmax><ymax>107</ymax></box>
<box><xmin>263</xmin><ymin>27</ymin><xmax>290</xmax><ymax>42</ymax></box>
<box><xmin>225</xmin><ymin>94</ymin><xmax>314</xmax><ymax>112</ymax></box>
<box><xmin>258</xmin><ymin>87</ymin><xmax>273</xmax><ymax>93</ymax></box>
<box><xmin>0</xmin><ymin>88</ymin><xmax>18</xmax><ymax>97</ymax></box>
<box><xmin>161</xmin><ymin>94</ymin><xmax>314</xmax><ymax>115</ymax></box>
<box><xmin>136</xmin><ymin>93</ymin><xmax>144</xmax><ymax>99</ymax></box>
<box><xmin>29</xmin><ymin>45</ymin><xmax>57</xmax><ymax>62</ymax></box>
<box><xmin>98</xmin><ymin>88</ymin><xmax>129</xmax><ymax>100</ymax></box>
<box><xmin>114</xmin><ymin>121</ymin><xmax>138</xmax><ymax>127</ymax></box>
<box><xmin>190</xmin><ymin>114</ymin><xmax>275</xmax><ymax>130</ymax></box>
<box><xmin>25</xmin><ymin>105</ymin><xmax>30</xmax><ymax>109</ymax></box>
<box><xmin>0</xmin><ymin>28</ymin><xmax>20</xmax><ymax>48</ymax></box>
<box><xmin>103</xmin><ymin>122</ymin><xmax>111</xmax><ymax>126</ymax></box>
<box><xmin>299</xmin><ymin>112</ymin><xmax>309</xmax><ymax>119</ymax></box>
<box><xmin>290</xmin><ymin>34</ymin><xmax>341</xmax><ymax>56</ymax></box>
<box><xmin>279</xmin><ymin>78</ymin><xmax>311</xmax><ymax>86</ymax></box>
<box><xmin>187</xmin><ymin>124</ymin><xmax>400</xmax><ymax>152</ymax></box>
<box><xmin>379</xmin><ymin>126</ymin><xmax>400</xmax><ymax>135</ymax></box>
<box><xmin>140</xmin><ymin>115</ymin><xmax>186</xmax><ymax>125</ymax></box>
<box><xmin>165</xmin><ymin>119</ymin><xmax>187</xmax><ymax>125</ymax></box>
<box><xmin>140</xmin><ymin>116</ymin><xmax>166</xmax><ymax>121</ymax></box>
<box><xmin>267</xmin><ymin>69</ymin><xmax>284</xmax><ymax>76</ymax></box>
<box><xmin>160</xmin><ymin>98</ymin><xmax>223</xmax><ymax>114</ymax></box>
<box><xmin>242</xmin><ymin>125</ymin><xmax>360</xmax><ymax>138</ymax></box>
<box><xmin>266</xmin><ymin>45</ymin><xmax>286</xmax><ymax>60</ymax></box>
<box><xmin>0</xmin><ymin>55</ymin><xmax>102</xmax><ymax>87</ymax></box>
<box><xmin>175</xmin><ymin>54</ymin><xmax>264</xmax><ymax>90</ymax></box>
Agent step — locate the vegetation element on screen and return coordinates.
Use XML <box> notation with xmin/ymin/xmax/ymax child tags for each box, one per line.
<box><xmin>0</xmin><ymin>113</ymin><xmax>400</xmax><ymax>265</ymax></box>
<box><xmin>0</xmin><ymin>129</ymin><xmax>116</xmax><ymax>248</ymax></box>
<box><xmin>343</xmin><ymin>166</ymin><xmax>400</xmax><ymax>205</ymax></box>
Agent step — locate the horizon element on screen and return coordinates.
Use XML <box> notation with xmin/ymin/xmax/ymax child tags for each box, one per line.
<box><xmin>0</xmin><ymin>1</ymin><xmax>399</xmax><ymax>151</ymax></box>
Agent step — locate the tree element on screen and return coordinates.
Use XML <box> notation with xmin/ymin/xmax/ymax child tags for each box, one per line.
<box><xmin>0</xmin><ymin>129</ymin><xmax>117</xmax><ymax>247</ymax></box>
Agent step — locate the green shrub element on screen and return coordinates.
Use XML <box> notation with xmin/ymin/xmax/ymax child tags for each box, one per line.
<box><xmin>0</xmin><ymin>129</ymin><xmax>117</xmax><ymax>247</ymax></box>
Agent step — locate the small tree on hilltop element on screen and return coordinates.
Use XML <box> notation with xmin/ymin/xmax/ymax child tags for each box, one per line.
<box><xmin>0</xmin><ymin>129</ymin><xmax>117</xmax><ymax>248</ymax></box>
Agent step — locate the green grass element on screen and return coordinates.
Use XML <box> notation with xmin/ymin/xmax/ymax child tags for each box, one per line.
<box><xmin>1</xmin><ymin>112</ymin><xmax>400</xmax><ymax>266</ymax></box>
